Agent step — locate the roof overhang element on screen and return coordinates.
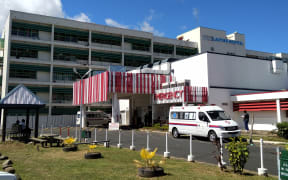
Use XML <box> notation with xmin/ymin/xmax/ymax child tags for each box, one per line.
<box><xmin>231</xmin><ymin>90</ymin><xmax>288</xmax><ymax>102</ymax></box>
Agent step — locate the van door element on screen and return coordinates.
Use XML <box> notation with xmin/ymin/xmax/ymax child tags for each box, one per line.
<box><xmin>198</xmin><ymin>112</ymin><xmax>210</xmax><ymax>137</ymax></box>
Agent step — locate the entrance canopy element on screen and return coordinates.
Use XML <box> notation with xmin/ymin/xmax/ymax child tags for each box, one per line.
<box><xmin>231</xmin><ymin>90</ymin><xmax>288</xmax><ymax>111</ymax></box>
<box><xmin>73</xmin><ymin>71</ymin><xmax>208</xmax><ymax>105</ymax></box>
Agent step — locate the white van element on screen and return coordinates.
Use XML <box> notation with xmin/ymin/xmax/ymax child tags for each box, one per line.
<box><xmin>169</xmin><ymin>105</ymin><xmax>240</xmax><ymax>141</ymax></box>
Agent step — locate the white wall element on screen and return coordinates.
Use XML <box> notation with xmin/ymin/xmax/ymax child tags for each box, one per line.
<box><xmin>38</xmin><ymin>31</ymin><xmax>51</xmax><ymax>41</ymax></box>
<box><xmin>38</xmin><ymin>51</ymin><xmax>50</xmax><ymax>61</ymax></box>
<box><xmin>37</xmin><ymin>71</ymin><xmax>50</xmax><ymax>82</ymax></box>
<box><xmin>177</xmin><ymin>27</ymin><xmax>246</xmax><ymax>56</ymax></box>
<box><xmin>36</xmin><ymin>92</ymin><xmax>49</xmax><ymax>103</ymax></box>
<box><xmin>171</xmin><ymin>53</ymin><xmax>209</xmax><ymax>87</ymax></box>
<box><xmin>233</xmin><ymin>110</ymin><xmax>287</xmax><ymax>131</ymax></box>
<box><xmin>207</xmin><ymin>53</ymin><xmax>288</xmax><ymax>90</ymax></box>
<box><xmin>119</xmin><ymin>99</ymin><xmax>129</xmax><ymax>111</ymax></box>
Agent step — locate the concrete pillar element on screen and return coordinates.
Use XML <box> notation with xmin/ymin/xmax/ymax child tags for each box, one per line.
<box><xmin>48</xmin><ymin>24</ymin><xmax>54</xmax><ymax>119</ymax></box>
<box><xmin>173</xmin><ymin>45</ymin><xmax>176</xmax><ymax>58</ymax></box>
<box><xmin>112</xmin><ymin>93</ymin><xmax>120</xmax><ymax>123</ymax></box>
<box><xmin>276</xmin><ymin>99</ymin><xmax>282</xmax><ymax>123</ymax></box>
<box><xmin>88</xmin><ymin>30</ymin><xmax>92</xmax><ymax>65</ymax></box>
<box><xmin>151</xmin><ymin>38</ymin><xmax>154</xmax><ymax>63</ymax></box>
<box><xmin>121</xmin><ymin>35</ymin><xmax>124</xmax><ymax>66</ymax></box>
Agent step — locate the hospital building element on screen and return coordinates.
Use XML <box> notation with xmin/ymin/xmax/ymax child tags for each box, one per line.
<box><xmin>1</xmin><ymin>10</ymin><xmax>288</xmax><ymax>130</ymax></box>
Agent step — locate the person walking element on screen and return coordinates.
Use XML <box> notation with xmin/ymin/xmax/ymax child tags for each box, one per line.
<box><xmin>241</xmin><ymin>110</ymin><xmax>249</xmax><ymax>132</ymax></box>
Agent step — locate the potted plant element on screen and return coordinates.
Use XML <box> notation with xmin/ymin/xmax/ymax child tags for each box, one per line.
<box><xmin>134</xmin><ymin>148</ymin><xmax>165</xmax><ymax>178</ymax></box>
<box><xmin>84</xmin><ymin>145</ymin><xmax>102</xmax><ymax>159</ymax></box>
<box><xmin>63</xmin><ymin>137</ymin><xmax>77</xmax><ymax>152</ymax></box>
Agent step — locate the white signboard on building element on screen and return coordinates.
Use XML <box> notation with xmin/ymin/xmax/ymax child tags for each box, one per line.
<box><xmin>154</xmin><ymin>86</ymin><xmax>184</xmax><ymax>104</ymax></box>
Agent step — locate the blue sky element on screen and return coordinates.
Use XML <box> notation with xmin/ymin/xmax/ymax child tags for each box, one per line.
<box><xmin>1</xmin><ymin>0</ymin><xmax>287</xmax><ymax>53</ymax></box>
<box><xmin>61</xmin><ymin>0</ymin><xmax>288</xmax><ymax>53</ymax></box>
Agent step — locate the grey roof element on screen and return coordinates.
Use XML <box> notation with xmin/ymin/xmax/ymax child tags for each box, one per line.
<box><xmin>0</xmin><ymin>84</ymin><xmax>45</xmax><ymax>105</ymax></box>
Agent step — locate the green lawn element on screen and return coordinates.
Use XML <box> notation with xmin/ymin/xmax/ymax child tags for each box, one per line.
<box><xmin>0</xmin><ymin>142</ymin><xmax>276</xmax><ymax>180</ymax></box>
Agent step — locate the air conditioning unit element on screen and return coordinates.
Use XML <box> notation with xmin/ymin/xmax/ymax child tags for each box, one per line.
<box><xmin>271</xmin><ymin>60</ymin><xmax>283</xmax><ymax>74</ymax></box>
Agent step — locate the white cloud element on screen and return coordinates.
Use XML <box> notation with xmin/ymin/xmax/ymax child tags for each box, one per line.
<box><xmin>0</xmin><ymin>0</ymin><xmax>91</xmax><ymax>33</ymax></box>
<box><xmin>140</xmin><ymin>21</ymin><xmax>164</xmax><ymax>36</ymax></box>
<box><xmin>193</xmin><ymin>8</ymin><xmax>199</xmax><ymax>19</ymax></box>
<box><xmin>105</xmin><ymin>18</ymin><xmax>129</xmax><ymax>29</ymax></box>
<box><xmin>180</xmin><ymin>25</ymin><xmax>187</xmax><ymax>30</ymax></box>
<box><xmin>69</xmin><ymin>13</ymin><xmax>91</xmax><ymax>22</ymax></box>
<box><xmin>105</xmin><ymin>10</ymin><xmax>164</xmax><ymax>37</ymax></box>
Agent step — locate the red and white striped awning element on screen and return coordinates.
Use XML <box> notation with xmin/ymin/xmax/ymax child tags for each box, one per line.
<box><xmin>73</xmin><ymin>71</ymin><xmax>208</xmax><ymax>105</ymax></box>
<box><xmin>73</xmin><ymin>71</ymin><xmax>171</xmax><ymax>105</ymax></box>
<box><xmin>231</xmin><ymin>90</ymin><xmax>288</xmax><ymax>111</ymax></box>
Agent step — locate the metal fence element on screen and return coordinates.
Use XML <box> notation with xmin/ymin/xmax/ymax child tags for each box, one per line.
<box><xmin>6</xmin><ymin>115</ymin><xmax>77</xmax><ymax>129</ymax></box>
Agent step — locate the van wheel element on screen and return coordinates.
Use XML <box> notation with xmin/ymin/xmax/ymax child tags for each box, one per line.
<box><xmin>208</xmin><ymin>131</ymin><xmax>217</xmax><ymax>142</ymax></box>
<box><xmin>172</xmin><ymin>128</ymin><xmax>179</xmax><ymax>138</ymax></box>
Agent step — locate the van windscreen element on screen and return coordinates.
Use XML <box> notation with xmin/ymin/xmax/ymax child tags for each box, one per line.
<box><xmin>207</xmin><ymin>111</ymin><xmax>230</xmax><ymax>121</ymax></box>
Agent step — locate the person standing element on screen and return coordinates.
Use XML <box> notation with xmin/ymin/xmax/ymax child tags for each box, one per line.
<box><xmin>19</xmin><ymin>119</ymin><xmax>26</xmax><ymax>130</ymax></box>
<box><xmin>241</xmin><ymin>110</ymin><xmax>249</xmax><ymax>132</ymax></box>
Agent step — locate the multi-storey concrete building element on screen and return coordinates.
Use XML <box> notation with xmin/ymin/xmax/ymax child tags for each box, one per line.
<box><xmin>1</xmin><ymin>10</ymin><xmax>287</xmax><ymax>128</ymax></box>
<box><xmin>0</xmin><ymin>10</ymin><xmax>197</xmax><ymax>117</ymax></box>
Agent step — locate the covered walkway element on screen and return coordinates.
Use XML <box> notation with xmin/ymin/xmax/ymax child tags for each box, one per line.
<box><xmin>73</xmin><ymin>71</ymin><xmax>208</xmax><ymax>127</ymax></box>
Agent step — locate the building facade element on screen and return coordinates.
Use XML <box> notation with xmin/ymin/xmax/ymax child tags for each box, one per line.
<box><xmin>0</xmin><ymin>10</ymin><xmax>197</xmax><ymax>117</ymax></box>
<box><xmin>128</xmin><ymin>52</ymin><xmax>288</xmax><ymax>130</ymax></box>
<box><xmin>177</xmin><ymin>26</ymin><xmax>288</xmax><ymax>60</ymax></box>
<box><xmin>1</xmin><ymin>11</ymin><xmax>288</xmax><ymax>131</ymax></box>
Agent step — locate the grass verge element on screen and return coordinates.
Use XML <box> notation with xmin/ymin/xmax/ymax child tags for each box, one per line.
<box><xmin>0</xmin><ymin>142</ymin><xmax>277</xmax><ymax>180</ymax></box>
<box><xmin>142</xmin><ymin>123</ymin><xmax>168</xmax><ymax>131</ymax></box>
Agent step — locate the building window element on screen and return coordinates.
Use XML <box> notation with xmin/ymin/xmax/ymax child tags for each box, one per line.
<box><xmin>54</xmin><ymin>33</ymin><xmax>88</xmax><ymax>43</ymax></box>
<box><xmin>125</xmin><ymin>38</ymin><xmax>151</xmax><ymax>52</ymax></box>
<box><xmin>124</xmin><ymin>55</ymin><xmax>151</xmax><ymax>67</ymax></box>
<box><xmin>53</xmin><ymin>72</ymin><xmax>76</xmax><ymax>82</ymax></box>
<box><xmin>176</xmin><ymin>47</ymin><xmax>198</xmax><ymax>56</ymax></box>
<box><xmin>153</xmin><ymin>44</ymin><xmax>174</xmax><ymax>54</ymax></box>
<box><xmin>52</xmin><ymin>93</ymin><xmax>73</xmax><ymax>103</ymax></box>
<box><xmin>9</xmin><ymin>69</ymin><xmax>36</xmax><ymax>79</ymax></box>
<box><xmin>53</xmin><ymin>52</ymin><xmax>88</xmax><ymax>61</ymax></box>
<box><xmin>92</xmin><ymin>33</ymin><xmax>121</xmax><ymax>46</ymax></box>
<box><xmin>12</xmin><ymin>27</ymin><xmax>38</xmax><ymax>39</ymax></box>
<box><xmin>10</xmin><ymin>48</ymin><xmax>38</xmax><ymax>58</ymax></box>
<box><xmin>131</xmin><ymin>43</ymin><xmax>150</xmax><ymax>51</ymax></box>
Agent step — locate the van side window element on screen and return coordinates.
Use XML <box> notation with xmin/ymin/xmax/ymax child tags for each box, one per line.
<box><xmin>199</xmin><ymin>112</ymin><xmax>209</xmax><ymax>122</ymax></box>
<box><xmin>171</xmin><ymin>112</ymin><xmax>178</xmax><ymax>119</ymax></box>
<box><xmin>184</xmin><ymin>113</ymin><xmax>189</xmax><ymax>120</ymax></box>
<box><xmin>179</xmin><ymin>112</ymin><xmax>184</xmax><ymax>119</ymax></box>
<box><xmin>185</xmin><ymin>112</ymin><xmax>196</xmax><ymax>120</ymax></box>
<box><xmin>171</xmin><ymin>112</ymin><xmax>196</xmax><ymax>120</ymax></box>
<box><xmin>189</xmin><ymin>112</ymin><xmax>196</xmax><ymax>120</ymax></box>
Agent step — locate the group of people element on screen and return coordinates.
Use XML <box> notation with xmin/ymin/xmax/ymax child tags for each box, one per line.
<box><xmin>12</xmin><ymin>119</ymin><xmax>30</xmax><ymax>136</ymax></box>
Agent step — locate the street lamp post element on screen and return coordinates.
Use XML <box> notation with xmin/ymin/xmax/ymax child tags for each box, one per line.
<box><xmin>73</xmin><ymin>68</ymin><xmax>91</xmax><ymax>142</ymax></box>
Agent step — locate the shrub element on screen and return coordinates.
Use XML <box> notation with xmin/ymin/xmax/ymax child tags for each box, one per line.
<box><xmin>277</xmin><ymin>122</ymin><xmax>288</xmax><ymax>139</ymax></box>
<box><xmin>225</xmin><ymin>137</ymin><xmax>249</xmax><ymax>174</ymax></box>
<box><xmin>153</xmin><ymin>123</ymin><xmax>168</xmax><ymax>131</ymax></box>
